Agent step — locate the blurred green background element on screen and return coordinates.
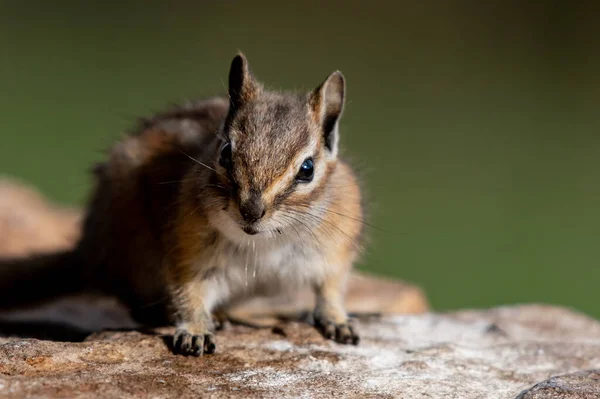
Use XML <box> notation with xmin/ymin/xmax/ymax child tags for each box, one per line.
<box><xmin>1</xmin><ymin>1</ymin><xmax>599</xmax><ymax>317</ymax></box>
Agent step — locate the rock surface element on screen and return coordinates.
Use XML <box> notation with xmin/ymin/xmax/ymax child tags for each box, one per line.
<box><xmin>0</xmin><ymin>305</ymin><xmax>599</xmax><ymax>398</ymax></box>
<box><xmin>0</xmin><ymin>178</ymin><xmax>80</xmax><ymax>257</ymax></box>
<box><xmin>516</xmin><ymin>370</ymin><xmax>600</xmax><ymax>399</ymax></box>
<box><xmin>1</xmin><ymin>179</ymin><xmax>600</xmax><ymax>398</ymax></box>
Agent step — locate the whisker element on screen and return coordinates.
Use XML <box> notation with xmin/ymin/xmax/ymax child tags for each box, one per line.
<box><xmin>279</xmin><ymin>215</ymin><xmax>305</xmax><ymax>245</ymax></box>
<box><xmin>212</xmin><ymin>128</ymin><xmax>229</xmax><ymax>144</ymax></box>
<box><xmin>284</xmin><ymin>208</ymin><xmax>363</xmax><ymax>251</ymax></box>
<box><xmin>294</xmin><ymin>202</ymin><xmax>393</xmax><ymax>235</ymax></box>
<box><xmin>297</xmin><ymin>211</ymin><xmax>342</xmax><ymax>246</ymax></box>
<box><xmin>327</xmin><ymin>184</ymin><xmax>362</xmax><ymax>189</ymax></box>
<box><xmin>218</xmin><ymin>75</ymin><xmax>227</xmax><ymax>91</ymax></box>
<box><xmin>202</xmin><ymin>184</ymin><xmax>231</xmax><ymax>191</ymax></box>
<box><xmin>279</xmin><ymin>212</ymin><xmax>328</xmax><ymax>259</ymax></box>
<box><xmin>158</xmin><ymin>179</ymin><xmax>195</xmax><ymax>185</ymax></box>
<box><xmin>175</xmin><ymin>147</ymin><xmax>223</xmax><ymax>176</ymax></box>
<box><xmin>189</xmin><ymin>202</ymin><xmax>204</xmax><ymax>216</ymax></box>
<box><xmin>252</xmin><ymin>239</ymin><xmax>257</xmax><ymax>279</ymax></box>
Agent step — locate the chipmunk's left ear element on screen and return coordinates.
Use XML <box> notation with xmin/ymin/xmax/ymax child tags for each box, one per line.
<box><xmin>228</xmin><ymin>52</ymin><xmax>260</xmax><ymax>108</ymax></box>
<box><xmin>310</xmin><ymin>71</ymin><xmax>345</xmax><ymax>156</ymax></box>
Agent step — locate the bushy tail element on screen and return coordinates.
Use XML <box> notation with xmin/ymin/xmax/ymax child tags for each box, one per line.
<box><xmin>0</xmin><ymin>250</ymin><xmax>85</xmax><ymax>311</ymax></box>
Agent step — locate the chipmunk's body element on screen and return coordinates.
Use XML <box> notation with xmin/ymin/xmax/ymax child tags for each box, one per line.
<box><xmin>0</xmin><ymin>54</ymin><xmax>364</xmax><ymax>356</ymax></box>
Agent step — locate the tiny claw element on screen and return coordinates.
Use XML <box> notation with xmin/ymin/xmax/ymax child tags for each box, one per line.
<box><xmin>204</xmin><ymin>334</ymin><xmax>217</xmax><ymax>354</ymax></box>
<box><xmin>173</xmin><ymin>330</ymin><xmax>216</xmax><ymax>356</ymax></box>
<box><xmin>335</xmin><ymin>324</ymin><xmax>352</xmax><ymax>344</ymax></box>
<box><xmin>191</xmin><ymin>335</ymin><xmax>203</xmax><ymax>357</ymax></box>
<box><xmin>324</xmin><ymin>322</ymin><xmax>336</xmax><ymax>339</ymax></box>
<box><xmin>315</xmin><ymin>318</ymin><xmax>360</xmax><ymax>346</ymax></box>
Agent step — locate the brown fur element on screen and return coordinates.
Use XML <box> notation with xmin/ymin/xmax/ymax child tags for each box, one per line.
<box><xmin>0</xmin><ymin>53</ymin><xmax>365</xmax><ymax>355</ymax></box>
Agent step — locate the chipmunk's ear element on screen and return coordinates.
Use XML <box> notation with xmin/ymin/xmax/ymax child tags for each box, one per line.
<box><xmin>309</xmin><ymin>71</ymin><xmax>345</xmax><ymax>156</ymax></box>
<box><xmin>228</xmin><ymin>53</ymin><xmax>260</xmax><ymax>108</ymax></box>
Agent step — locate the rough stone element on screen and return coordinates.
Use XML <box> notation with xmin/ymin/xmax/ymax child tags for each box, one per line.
<box><xmin>0</xmin><ymin>305</ymin><xmax>599</xmax><ymax>398</ymax></box>
<box><xmin>1</xmin><ymin>179</ymin><xmax>600</xmax><ymax>398</ymax></box>
<box><xmin>0</xmin><ymin>178</ymin><xmax>80</xmax><ymax>257</ymax></box>
<box><xmin>516</xmin><ymin>370</ymin><xmax>600</xmax><ymax>399</ymax></box>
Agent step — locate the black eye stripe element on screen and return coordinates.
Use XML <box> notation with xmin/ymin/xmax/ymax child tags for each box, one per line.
<box><xmin>273</xmin><ymin>184</ymin><xmax>295</xmax><ymax>207</ymax></box>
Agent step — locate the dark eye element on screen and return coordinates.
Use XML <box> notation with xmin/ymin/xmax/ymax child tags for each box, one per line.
<box><xmin>219</xmin><ymin>143</ymin><xmax>232</xmax><ymax>169</ymax></box>
<box><xmin>296</xmin><ymin>158</ymin><xmax>314</xmax><ymax>183</ymax></box>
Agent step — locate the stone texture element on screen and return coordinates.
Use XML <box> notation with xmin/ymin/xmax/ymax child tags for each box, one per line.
<box><xmin>0</xmin><ymin>305</ymin><xmax>599</xmax><ymax>398</ymax></box>
<box><xmin>516</xmin><ymin>370</ymin><xmax>600</xmax><ymax>399</ymax></box>
<box><xmin>1</xmin><ymin>178</ymin><xmax>600</xmax><ymax>398</ymax></box>
<box><xmin>0</xmin><ymin>178</ymin><xmax>80</xmax><ymax>257</ymax></box>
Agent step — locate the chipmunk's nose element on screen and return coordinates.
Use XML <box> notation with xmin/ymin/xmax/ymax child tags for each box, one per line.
<box><xmin>239</xmin><ymin>195</ymin><xmax>266</xmax><ymax>224</ymax></box>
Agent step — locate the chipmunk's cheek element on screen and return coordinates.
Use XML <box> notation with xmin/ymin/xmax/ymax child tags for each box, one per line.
<box><xmin>211</xmin><ymin>200</ymin><xmax>241</xmax><ymax>228</ymax></box>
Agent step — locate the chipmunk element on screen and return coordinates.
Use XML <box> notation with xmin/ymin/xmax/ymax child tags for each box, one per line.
<box><xmin>0</xmin><ymin>53</ymin><xmax>364</xmax><ymax>356</ymax></box>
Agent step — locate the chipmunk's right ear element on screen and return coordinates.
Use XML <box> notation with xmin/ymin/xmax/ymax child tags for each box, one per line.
<box><xmin>228</xmin><ymin>53</ymin><xmax>260</xmax><ymax>108</ymax></box>
<box><xmin>310</xmin><ymin>71</ymin><xmax>345</xmax><ymax>156</ymax></box>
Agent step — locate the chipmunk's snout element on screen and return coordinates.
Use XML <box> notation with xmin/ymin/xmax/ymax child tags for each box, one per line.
<box><xmin>239</xmin><ymin>195</ymin><xmax>266</xmax><ymax>224</ymax></box>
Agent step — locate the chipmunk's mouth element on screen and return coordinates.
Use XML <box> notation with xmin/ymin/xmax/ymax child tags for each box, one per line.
<box><xmin>241</xmin><ymin>226</ymin><xmax>284</xmax><ymax>236</ymax></box>
<box><xmin>242</xmin><ymin>226</ymin><xmax>259</xmax><ymax>235</ymax></box>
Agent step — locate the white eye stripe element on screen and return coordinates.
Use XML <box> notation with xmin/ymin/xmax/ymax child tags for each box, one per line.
<box><xmin>262</xmin><ymin>138</ymin><xmax>321</xmax><ymax>200</ymax></box>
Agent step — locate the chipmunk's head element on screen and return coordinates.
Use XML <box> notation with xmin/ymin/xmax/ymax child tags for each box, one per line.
<box><xmin>211</xmin><ymin>53</ymin><xmax>346</xmax><ymax>242</ymax></box>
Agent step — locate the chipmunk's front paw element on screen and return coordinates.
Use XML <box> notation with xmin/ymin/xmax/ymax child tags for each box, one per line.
<box><xmin>173</xmin><ymin>329</ymin><xmax>216</xmax><ymax>356</ymax></box>
<box><xmin>315</xmin><ymin>317</ymin><xmax>360</xmax><ymax>345</ymax></box>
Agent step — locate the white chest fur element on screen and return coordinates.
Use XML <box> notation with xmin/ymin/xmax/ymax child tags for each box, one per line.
<box><xmin>199</xmin><ymin>209</ymin><xmax>333</xmax><ymax>309</ymax></box>
<box><xmin>194</xmin><ymin>232</ymin><xmax>329</xmax><ymax>310</ymax></box>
